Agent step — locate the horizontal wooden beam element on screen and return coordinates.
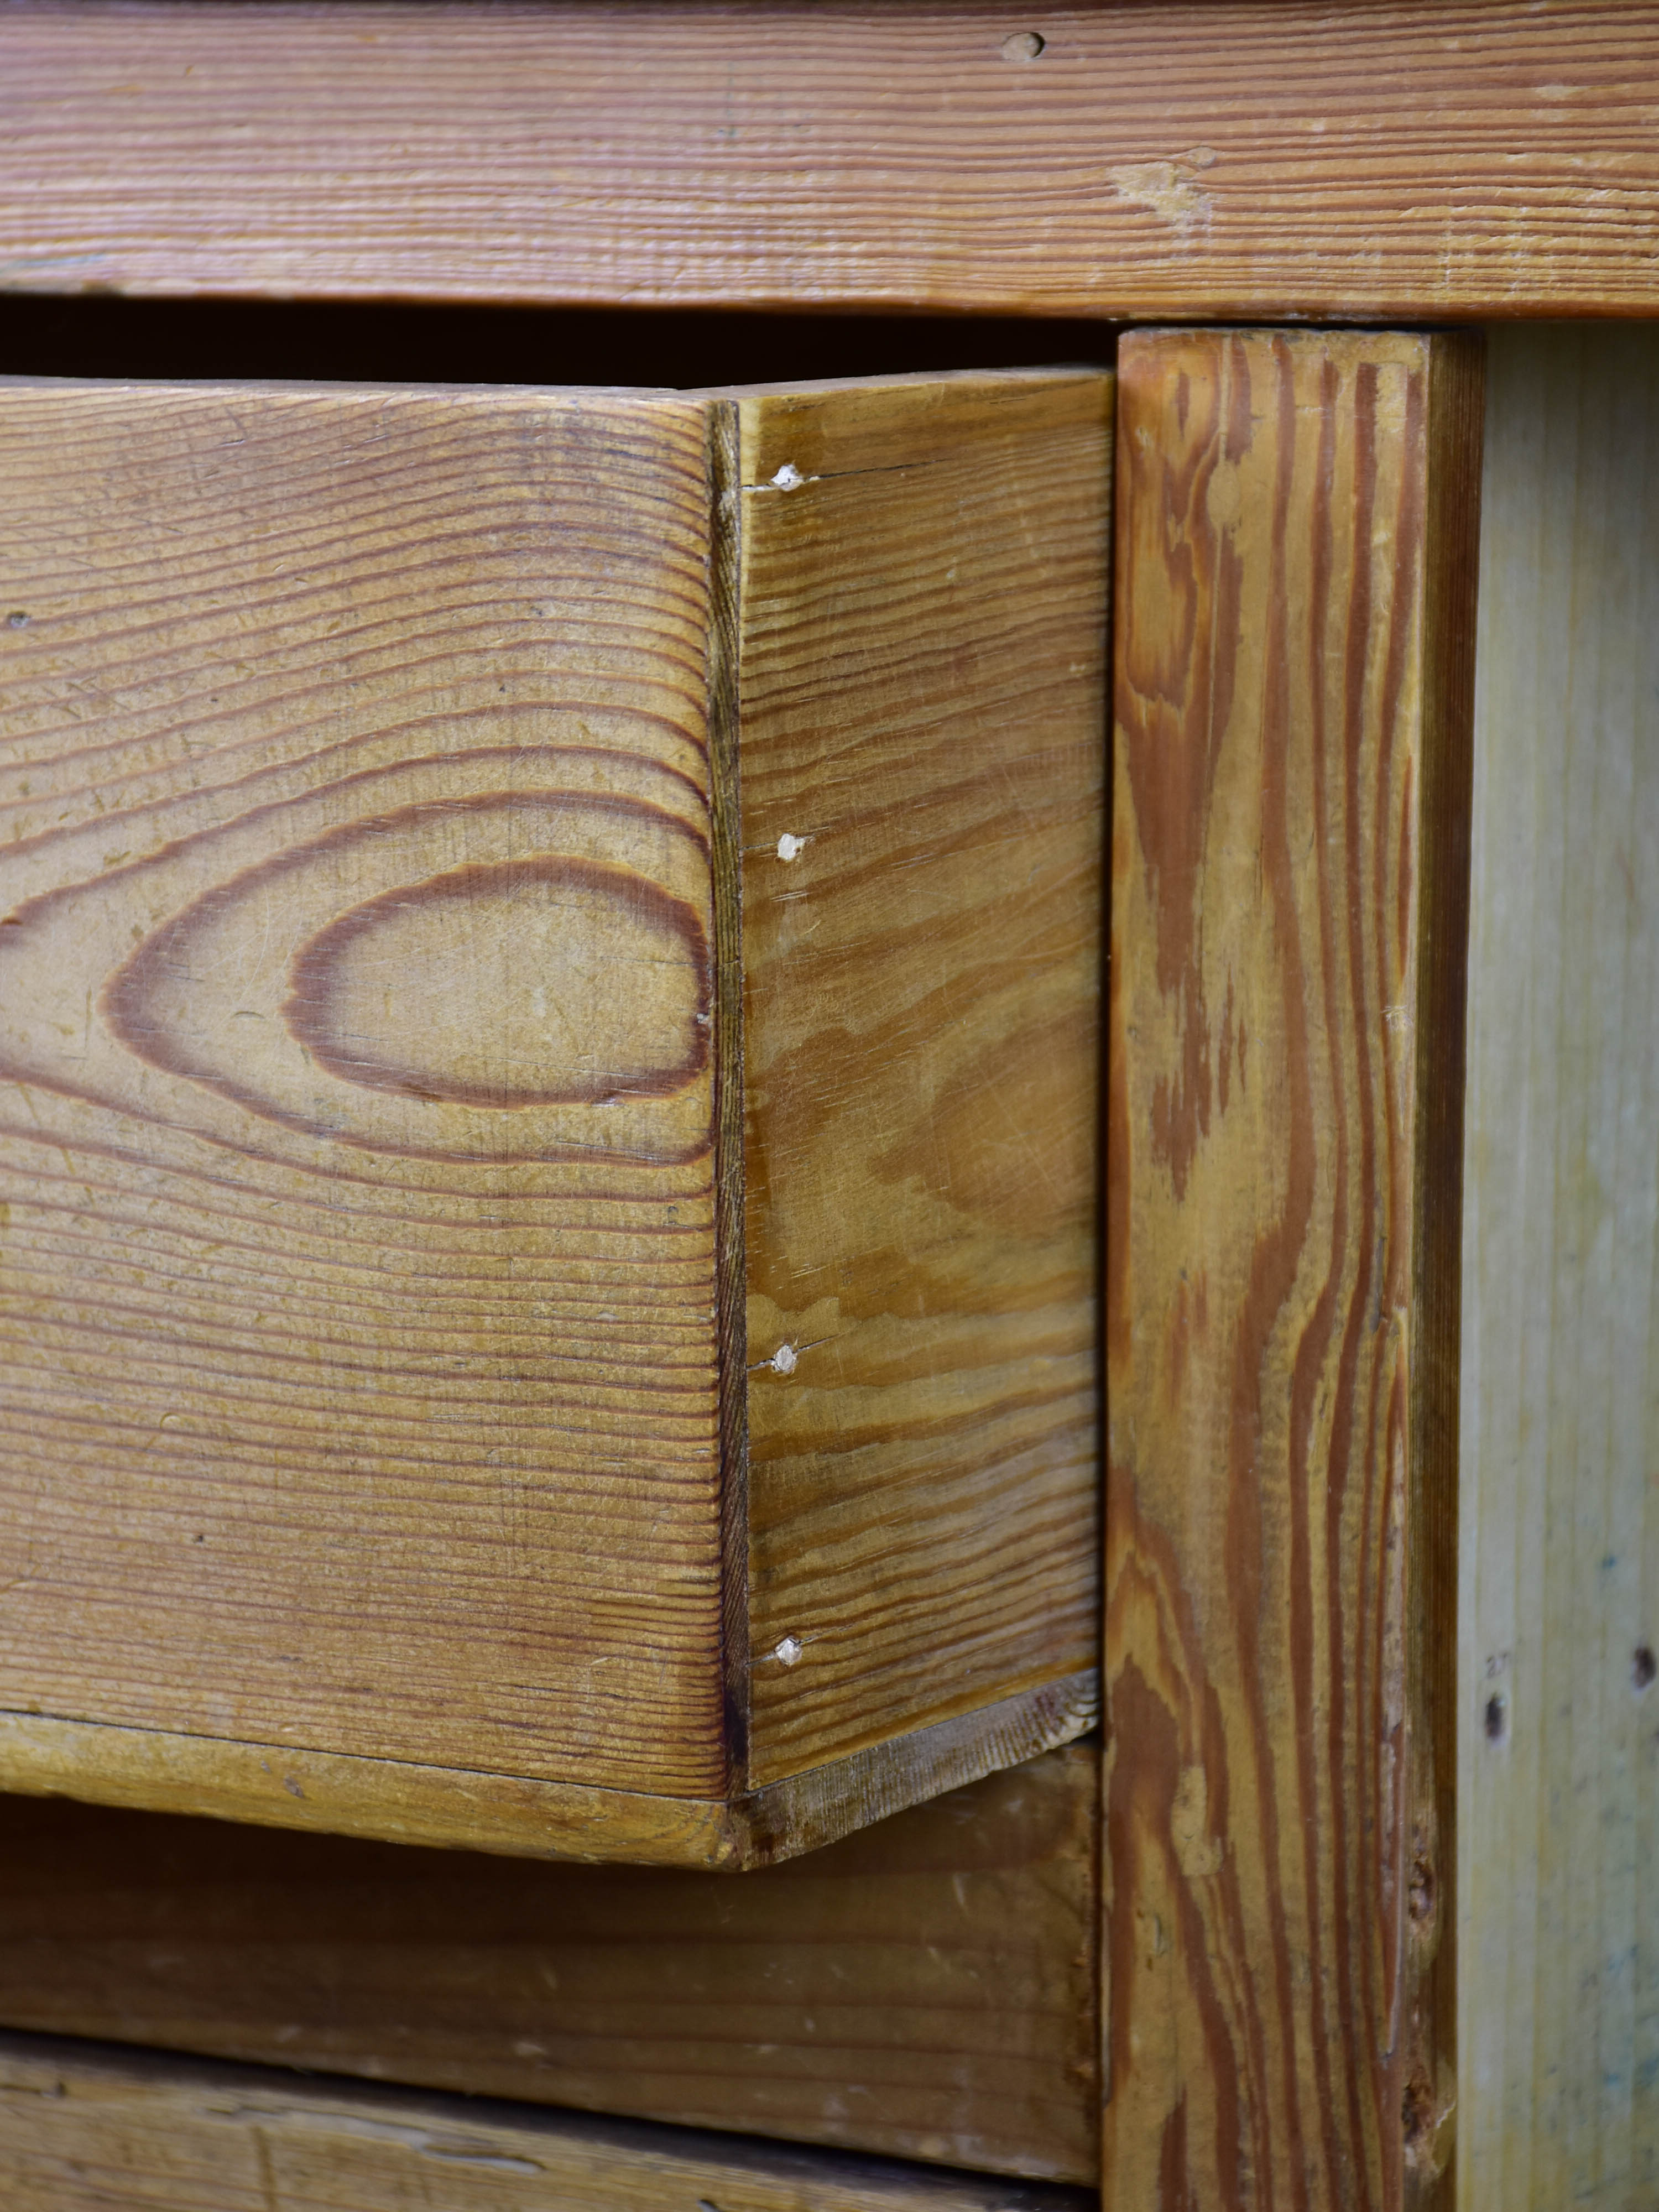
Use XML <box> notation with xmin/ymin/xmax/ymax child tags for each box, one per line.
<box><xmin>0</xmin><ymin>1747</ymin><xmax>1098</xmax><ymax>2184</ymax></box>
<box><xmin>0</xmin><ymin>2030</ymin><xmax>1090</xmax><ymax>2212</ymax></box>
<box><xmin>0</xmin><ymin>2</ymin><xmax>1656</xmax><ymax>320</ymax></box>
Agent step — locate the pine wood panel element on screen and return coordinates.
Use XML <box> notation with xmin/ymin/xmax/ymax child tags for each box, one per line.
<box><xmin>1</xmin><ymin>3</ymin><xmax>1657</xmax><ymax>320</ymax></box>
<box><xmin>0</xmin><ymin>2030</ymin><xmax>1090</xmax><ymax>2212</ymax></box>
<box><xmin>0</xmin><ymin>376</ymin><xmax>735</xmax><ymax>1811</ymax></box>
<box><xmin>1458</xmin><ymin>325</ymin><xmax>1659</xmax><ymax>2212</ymax></box>
<box><xmin>732</xmin><ymin>375</ymin><xmax>1107</xmax><ymax>1785</ymax></box>
<box><xmin>0</xmin><ymin>1745</ymin><xmax>1097</xmax><ymax>2183</ymax></box>
<box><xmin>0</xmin><ymin>368</ymin><xmax>1104</xmax><ymax>1865</ymax></box>
<box><xmin>1105</xmin><ymin>330</ymin><xmax>1483</xmax><ymax>2210</ymax></box>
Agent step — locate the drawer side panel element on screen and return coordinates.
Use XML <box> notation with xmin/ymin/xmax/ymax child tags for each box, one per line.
<box><xmin>734</xmin><ymin>371</ymin><xmax>1109</xmax><ymax>1786</ymax></box>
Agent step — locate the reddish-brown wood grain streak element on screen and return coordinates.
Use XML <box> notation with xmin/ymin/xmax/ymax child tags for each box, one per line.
<box><xmin>1104</xmin><ymin>330</ymin><xmax>1479</xmax><ymax>2211</ymax></box>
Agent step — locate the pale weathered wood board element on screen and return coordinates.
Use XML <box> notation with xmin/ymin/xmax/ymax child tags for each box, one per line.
<box><xmin>1458</xmin><ymin>325</ymin><xmax>1659</xmax><ymax>2212</ymax></box>
<box><xmin>1105</xmin><ymin>329</ymin><xmax>1482</xmax><ymax>2210</ymax></box>
<box><xmin>0</xmin><ymin>1744</ymin><xmax>1098</xmax><ymax>2183</ymax></box>
<box><xmin>0</xmin><ymin>3</ymin><xmax>1657</xmax><ymax>319</ymax></box>
<box><xmin>732</xmin><ymin>373</ymin><xmax>1107</xmax><ymax>1786</ymax></box>
<box><xmin>0</xmin><ymin>2030</ymin><xmax>1091</xmax><ymax>2212</ymax></box>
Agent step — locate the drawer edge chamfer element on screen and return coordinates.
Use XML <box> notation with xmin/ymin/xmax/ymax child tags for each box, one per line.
<box><xmin>0</xmin><ymin>1668</ymin><xmax>1098</xmax><ymax>1872</ymax></box>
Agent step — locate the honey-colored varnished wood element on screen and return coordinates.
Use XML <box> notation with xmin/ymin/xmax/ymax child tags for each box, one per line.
<box><xmin>0</xmin><ymin>369</ymin><xmax>1105</xmax><ymax>1864</ymax></box>
<box><xmin>0</xmin><ymin>1744</ymin><xmax>1098</xmax><ymax>2182</ymax></box>
<box><xmin>0</xmin><ymin>4</ymin><xmax>1656</xmax><ymax>320</ymax></box>
<box><xmin>0</xmin><ymin>376</ymin><xmax>734</xmax><ymax>1814</ymax></box>
<box><xmin>731</xmin><ymin>373</ymin><xmax>1108</xmax><ymax>1786</ymax></box>
<box><xmin>0</xmin><ymin>2031</ymin><xmax>1091</xmax><ymax>2212</ymax></box>
<box><xmin>1458</xmin><ymin>326</ymin><xmax>1659</xmax><ymax>2212</ymax></box>
<box><xmin>1105</xmin><ymin>330</ymin><xmax>1482</xmax><ymax>2210</ymax></box>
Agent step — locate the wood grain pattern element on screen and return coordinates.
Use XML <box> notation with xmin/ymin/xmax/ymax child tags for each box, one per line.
<box><xmin>0</xmin><ymin>369</ymin><xmax>1104</xmax><ymax>1864</ymax></box>
<box><xmin>0</xmin><ymin>377</ymin><xmax>734</xmax><ymax>1805</ymax></box>
<box><xmin>0</xmin><ymin>1677</ymin><xmax>1097</xmax><ymax>1870</ymax></box>
<box><xmin>0</xmin><ymin>1744</ymin><xmax>1098</xmax><ymax>2183</ymax></box>
<box><xmin>0</xmin><ymin>2030</ymin><xmax>1091</xmax><ymax>2212</ymax></box>
<box><xmin>1458</xmin><ymin>326</ymin><xmax>1659</xmax><ymax>2212</ymax></box>
<box><xmin>1105</xmin><ymin>330</ymin><xmax>1482</xmax><ymax>2210</ymax></box>
<box><xmin>731</xmin><ymin>374</ymin><xmax>1108</xmax><ymax>1786</ymax></box>
<box><xmin>1</xmin><ymin>2</ymin><xmax>1657</xmax><ymax>321</ymax></box>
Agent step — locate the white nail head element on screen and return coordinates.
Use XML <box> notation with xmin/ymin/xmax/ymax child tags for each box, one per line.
<box><xmin>774</xmin><ymin>1635</ymin><xmax>804</xmax><ymax>1667</ymax></box>
<box><xmin>776</xmin><ymin>832</ymin><xmax>806</xmax><ymax>862</ymax></box>
<box><xmin>770</xmin><ymin>462</ymin><xmax>806</xmax><ymax>490</ymax></box>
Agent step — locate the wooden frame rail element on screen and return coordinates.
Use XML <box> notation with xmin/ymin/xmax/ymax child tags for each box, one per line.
<box><xmin>0</xmin><ymin>2</ymin><xmax>1657</xmax><ymax>321</ymax></box>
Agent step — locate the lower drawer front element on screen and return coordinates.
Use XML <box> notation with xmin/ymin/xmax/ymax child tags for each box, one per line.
<box><xmin>0</xmin><ymin>1743</ymin><xmax>1098</xmax><ymax>2185</ymax></box>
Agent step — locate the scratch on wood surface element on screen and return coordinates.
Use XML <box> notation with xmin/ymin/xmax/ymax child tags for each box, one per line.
<box><xmin>213</xmin><ymin>2103</ymin><xmax>545</xmax><ymax>2176</ymax></box>
<box><xmin>1108</xmin><ymin>148</ymin><xmax>1217</xmax><ymax>233</ymax></box>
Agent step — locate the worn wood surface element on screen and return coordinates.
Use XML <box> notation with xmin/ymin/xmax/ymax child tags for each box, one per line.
<box><xmin>0</xmin><ymin>1678</ymin><xmax>1096</xmax><ymax>1872</ymax></box>
<box><xmin>0</xmin><ymin>376</ymin><xmax>738</xmax><ymax>1829</ymax></box>
<box><xmin>0</xmin><ymin>2030</ymin><xmax>1091</xmax><ymax>2212</ymax></box>
<box><xmin>731</xmin><ymin>373</ymin><xmax>1107</xmax><ymax>1786</ymax></box>
<box><xmin>1458</xmin><ymin>326</ymin><xmax>1659</xmax><ymax>2212</ymax></box>
<box><xmin>1105</xmin><ymin>330</ymin><xmax>1482</xmax><ymax>2210</ymax></box>
<box><xmin>0</xmin><ymin>369</ymin><xmax>1102</xmax><ymax>1863</ymax></box>
<box><xmin>1</xmin><ymin>3</ymin><xmax>1656</xmax><ymax>320</ymax></box>
<box><xmin>0</xmin><ymin>1744</ymin><xmax>1098</xmax><ymax>2183</ymax></box>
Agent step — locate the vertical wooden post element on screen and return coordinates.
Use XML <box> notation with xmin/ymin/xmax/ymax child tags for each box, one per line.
<box><xmin>1105</xmin><ymin>328</ymin><xmax>1483</xmax><ymax>2210</ymax></box>
<box><xmin>1459</xmin><ymin>326</ymin><xmax>1659</xmax><ymax>2212</ymax></box>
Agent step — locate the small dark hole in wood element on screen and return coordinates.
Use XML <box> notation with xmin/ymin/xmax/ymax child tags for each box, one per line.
<box><xmin>1635</xmin><ymin>1644</ymin><xmax>1657</xmax><ymax>1690</ymax></box>
<box><xmin>1484</xmin><ymin>1692</ymin><xmax>1507</xmax><ymax>1742</ymax></box>
<box><xmin>1001</xmin><ymin>30</ymin><xmax>1046</xmax><ymax>61</ymax></box>
<box><xmin>5</xmin><ymin>612</ymin><xmax>27</xmax><ymax>629</ymax></box>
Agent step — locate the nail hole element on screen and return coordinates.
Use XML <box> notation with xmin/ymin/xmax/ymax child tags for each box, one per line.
<box><xmin>5</xmin><ymin>612</ymin><xmax>28</xmax><ymax>629</ymax></box>
<box><xmin>1635</xmin><ymin>1644</ymin><xmax>1656</xmax><ymax>1690</ymax></box>
<box><xmin>1484</xmin><ymin>1692</ymin><xmax>1507</xmax><ymax>1743</ymax></box>
<box><xmin>1000</xmin><ymin>30</ymin><xmax>1045</xmax><ymax>61</ymax></box>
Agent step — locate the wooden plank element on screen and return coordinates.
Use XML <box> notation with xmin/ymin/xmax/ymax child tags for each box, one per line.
<box><xmin>0</xmin><ymin>1744</ymin><xmax>1098</xmax><ymax>2183</ymax></box>
<box><xmin>1458</xmin><ymin>326</ymin><xmax>1659</xmax><ymax>2212</ymax></box>
<box><xmin>1</xmin><ymin>3</ymin><xmax>1657</xmax><ymax>321</ymax></box>
<box><xmin>0</xmin><ymin>376</ymin><xmax>739</xmax><ymax>1854</ymax></box>
<box><xmin>1104</xmin><ymin>330</ymin><xmax>1483</xmax><ymax>2209</ymax></box>
<box><xmin>0</xmin><ymin>1679</ymin><xmax>1095</xmax><ymax>1869</ymax></box>
<box><xmin>0</xmin><ymin>2029</ymin><xmax>1091</xmax><ymax>2212</ymax></box>
<box><xmin>730</xmin><ymin>373</ymin><xmax>1107</xmax><ymax>1785</ymax></box>
<box><xmin>0</xmin><ymin>368</ymin><xmax>1104</xmax><ymax>1865</ymax></box>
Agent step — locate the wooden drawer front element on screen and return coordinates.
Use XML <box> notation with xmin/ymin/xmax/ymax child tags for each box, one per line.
<box><xmin>0</xmin><ymin>368</ymin><xmax>1106</xmax><ymax>1866</ymax></box>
